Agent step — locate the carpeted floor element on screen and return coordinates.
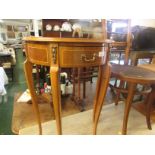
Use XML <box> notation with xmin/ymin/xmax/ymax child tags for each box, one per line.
<box><xmin>19</xmin><ymin>102</ymin><xmax>155</xmax><ymax>135</ymax></box>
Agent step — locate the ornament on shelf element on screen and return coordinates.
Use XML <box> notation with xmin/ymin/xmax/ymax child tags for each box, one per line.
<box><xmin>46</xmin><ymin>24</ymin><xmax>52</xmax><ymax>31</ymax></box>
<box><xmin>72</xmin><ymin>23</ymin><xmax>83</xmax><ymax>38</ymax></box>
<box><xmin>61</xmin><ymin>22</ymin><xmax>72</xmax><ymax>32</ymax></box>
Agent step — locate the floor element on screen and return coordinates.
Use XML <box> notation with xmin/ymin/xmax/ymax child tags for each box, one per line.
<box><xmin>0</xmin><ymin>49</ymin><xmax>27</xmax><ymax>135</ymax></box>
<box><xmin>19</xmin><ymin>102</ymin><xmax>155</xmax><ymax>135</ymax></box>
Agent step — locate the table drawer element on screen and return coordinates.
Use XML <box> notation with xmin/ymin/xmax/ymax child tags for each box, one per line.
<box><xmin>59</xmin><ymin>46</ymin><xmax>106</xmax><ymax>67</ymax></box>
<box><xmin>26</xmin><ymin>43</ymin><xmax>51</xmax><ymax>66</ymax></box>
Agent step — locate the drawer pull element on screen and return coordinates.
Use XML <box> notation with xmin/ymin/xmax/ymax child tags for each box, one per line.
<box><xmin>81</xmin><ymin>53</ymin><xmax>97</xmax><ymax>62</ymax></box>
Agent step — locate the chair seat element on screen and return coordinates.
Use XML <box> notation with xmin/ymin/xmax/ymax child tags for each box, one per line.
<box><xmin>111</xmin><ymin>64</ymin><xmax>155</xmax><ymax>84</ymax></box>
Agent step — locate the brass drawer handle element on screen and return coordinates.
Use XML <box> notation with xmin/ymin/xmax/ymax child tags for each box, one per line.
<box><xmin>81</xmin><ymin>53</ymin><xmax>98</xmax><ymax>62</ymax></box>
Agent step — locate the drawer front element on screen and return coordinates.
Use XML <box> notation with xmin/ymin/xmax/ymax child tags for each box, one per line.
<box><xmin>26</xmin><ymin>43</ymin><xmax>51</xmax><ymax>66</ymax></box>
<box><xmin>59</xmin><ymin>46</ymin><xmax>106</xmax><ymax>67</ymax></box>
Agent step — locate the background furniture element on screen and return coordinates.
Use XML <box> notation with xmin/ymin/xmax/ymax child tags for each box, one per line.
<box><xmin>109</xmin><ymin>64</ymin><xmax>155</xmax><ymax>134</ymax></box>
<box><xmin>107</xmin><ymin>19</ymin><xmax>132</xmax><ymax>65</ymax></box>
<box><xmin>0</xmin><ymin>53</ymin><xmax>14</xmax><ymax>81</ymax></box>
<box><xmin>130</xmin><ymin>50</ymin><xmax>155</xmax><ymax>66</ymax></box>
<box><xmin>138</xmin><ymin>63</ymin><xmax>155</xmax><ymax>128</ymax></box>
<box><xmin>0</xmin><ymin>67</ymin><xmax>8</xmax><ymax>96</ymax></box>
<box><xmin>23</xmin><ymin>37</ymin><xmax>111</xmax><ymax>135</ymax></box>
<box><xmin>0</xmin><ymin>43</ymin><xmax>16</xmax><ymax>81</ymax></box>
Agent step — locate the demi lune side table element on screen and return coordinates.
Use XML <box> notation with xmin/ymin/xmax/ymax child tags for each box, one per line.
<box><xmin>23</xmin><ymin>36</ymin><xmax>111</xmax><ymax>135</ymax></box>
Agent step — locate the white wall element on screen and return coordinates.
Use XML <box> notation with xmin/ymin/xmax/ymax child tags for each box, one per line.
<box><xmin>131</xmin><ymin>19</ymin><xmax>155</xmax><ymax>28</ymax></box>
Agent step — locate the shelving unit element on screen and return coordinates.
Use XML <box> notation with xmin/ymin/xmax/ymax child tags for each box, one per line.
<box><xmin>107</xmin><ymin>19</ymin><xmax>132</xmax><ymax>65</ymax></box>
<box><xmin>42</xmin><ymin>19</ymin><xmax>106</xmax><ymax>39</ymax></box>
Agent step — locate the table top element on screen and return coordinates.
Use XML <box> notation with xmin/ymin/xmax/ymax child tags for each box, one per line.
<box><xmin>23</xmin><ymin>36</ymin><xmax>105</xmax><ymax>43</ymax></box>
<box><xmin>23</xmin><ymin>37</ymin><xmax>128</xmax><ymax>47</ymax></box>
<box><xmin>111</xmin><ymin>64</ymin><xmax>155</xmax><ymax>83</ymax></box>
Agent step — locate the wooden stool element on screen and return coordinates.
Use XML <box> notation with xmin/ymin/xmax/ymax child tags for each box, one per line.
<box><xmin>111</xmin><ymin>64</ymin><xmax>155</xmax><ymax>134</ymax></box>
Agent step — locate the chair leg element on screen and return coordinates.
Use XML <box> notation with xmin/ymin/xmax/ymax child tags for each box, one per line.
<box><xmin>115</xmin><ymin>80</ymin><xmax>125</xmax><ymax>105</ymax></box>
<box><xmin>122</xmin><ymin>83</ymin><xmax>136</xmax><ymax>135</ymax></box>
<box><xmin>145</xmin><ymin>84</ymin><xmax>155</xmax><ymax>130</ymax></box>
<box><xmin>146</xmin><ymin>93</ymin><xmax>152</xmax><ymax>130</ymax></box>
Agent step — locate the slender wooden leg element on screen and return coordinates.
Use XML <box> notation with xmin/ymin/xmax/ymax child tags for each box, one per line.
<box><xmin>78</xmin><ymin>68</ymin><xmax>85</xmax><ymax>112</ymax></box>
<box><xmin>122</xmin><ymin>83</ymin><xmax>136</xmax><ymax>135</ymax></box>
<box><xmin>83</xmin><ymin>68</ymin><xmax>86</xmax><ymax>99</ymax></box>
<box><xmin>115</xmin><ymin>80</ymin><xmax>125</xmax><ymax>105</ymax></box>
<box><xmin>146</xmin><ymin>84</ymin><xmax>155</xmax><ymax>130</ymax></box>
<box><xmin>24</xmin><ymin>60</ymin><xmax>42</xmax><ymax>135</ymax></box>
<box><xmin>83</xmin><ymin>80</ymin><xmax>86</xmax><ymax>98</ymax></box>
<box><xmin>146</xmin><ymin>93</ymin><xmax>152</xmax><ymax>130</ymax></box>
<box><xmin>118</xmin><ymin>52</ymin><xmax>122</xmax><ymax>64</ymax></box>
<box><xmin>78</xmin><ymin>68</ymin><xmax>81</xmax><ymax>100</ymax></box>
<box><xmin>50</xmin><ymin>66</ymin><xmax>62</xmax><ymax>135</ymax></box>
<box><xmin>93</xmin><ymin>64</ymin><xmax>111</xmax><ymax>134</ymax></box>
<box><xmin>93</xmin><ymin>66</ymin><xmax>102</xmax><ymax>122</ymax></box>
<box><xmin>131</xmin><ymin>58</ymin><xmax>138</xmax><ymax>66</ymax></box>
<box><xmin>36</xmin><ymin>65</ymin><xmax>40</xmax><ymax>89</ymax></box>
<box><xmin>90</xmin><ymin>67</ymin><xmax>93</xmax><ymax>84</ymax></box>
<box><xmin>71</xmin><ymin>68</ymin><xmax>76</xmax><ymax>100</ymax></box>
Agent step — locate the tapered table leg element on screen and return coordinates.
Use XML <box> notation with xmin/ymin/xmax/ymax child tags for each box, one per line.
<box><xmin>50</xmin><ymin>66</ymin><xmax>62</xmax><ymax>135</ymax></box>
<box><xmin>24</xmin><ymin>60</ymin><xmax>42</xmax><ymax>135</ymax></box>
<box><xmin>93</xmin><ymin>66</ymin><xmax>102</xmax><ymax>122</ymax></box>
<box><xmin>93</xmin><ymin>64</ymin><xmax>111</xmax><ymax>135</ymax></box>
<box><xmin>71</xmin><ymin>68</ymin><xmax>76</xmax><ymax>100</ymax></box>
